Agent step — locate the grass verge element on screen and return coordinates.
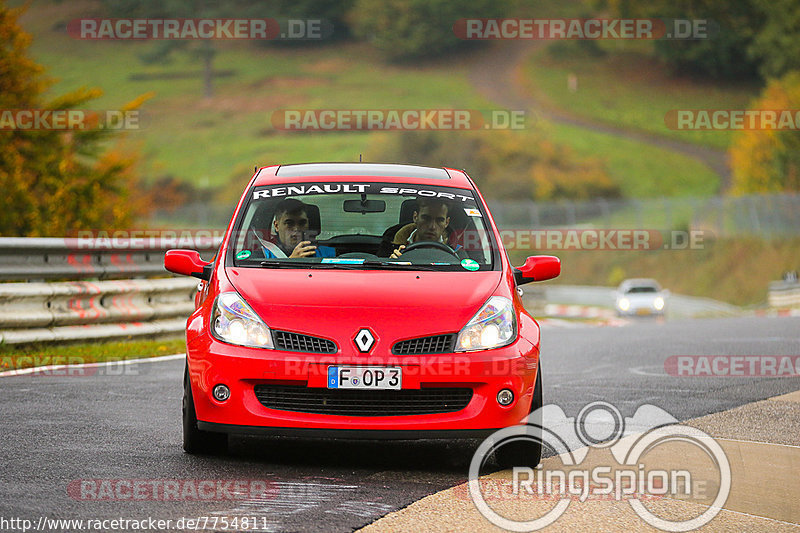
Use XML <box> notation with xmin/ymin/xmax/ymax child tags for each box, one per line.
<box><xmin>0</xmin><ymin>337</ymin><xmax>185</xmax><ymax>371</ymax></box>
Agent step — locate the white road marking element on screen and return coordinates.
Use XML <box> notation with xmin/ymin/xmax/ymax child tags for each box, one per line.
<box><xmin>0</xmin><ymin>352</ymin><xmax>185</xmax><ymax>378</ymax></box>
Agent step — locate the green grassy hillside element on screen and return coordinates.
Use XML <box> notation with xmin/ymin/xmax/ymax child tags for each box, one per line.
<box><xmin>20</xmin><ymin>0</ymin><xmax>727</xmax><ymax>199</ymax></box>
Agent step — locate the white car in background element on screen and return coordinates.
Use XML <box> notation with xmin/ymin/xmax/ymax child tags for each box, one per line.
<box><xmin>615</xmin><ymin>279</ymin><xmax>668</xmax><ymax>317</ymax></box>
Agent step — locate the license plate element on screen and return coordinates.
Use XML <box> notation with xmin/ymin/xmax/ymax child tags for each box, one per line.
<box><xmin>637</xmin><ymin>308</ymin><xmax>652</xmax><ymax>315</ymax></box>
<box><xmin>327</xmin><ymin>366</ymin><xmax>401</xmax><ymax>390</ymax></box>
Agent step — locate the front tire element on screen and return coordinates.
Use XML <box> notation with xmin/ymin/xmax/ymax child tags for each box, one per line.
<box><xmin>494</xmin><ymin>363</ymin><xmax>543</xmax><ymax>469</ymax></box>
<box><xmin>183</xmin><ymin>365</ymin><xmax>228</xmax><ymax>455</ymax></box>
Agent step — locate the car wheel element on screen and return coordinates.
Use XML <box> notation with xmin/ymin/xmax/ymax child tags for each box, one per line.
<box><xmin>183</xmin><ymin>365</ymin><xmax>228</xmax><ymax>455</ymax></box>
<box><xmin>494</xmin><ymin>363</ymin><xmax>543</xmax><ymax>469</ymax></box>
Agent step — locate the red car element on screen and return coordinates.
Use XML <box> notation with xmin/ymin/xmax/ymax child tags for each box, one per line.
<box><xmin>165</xmin><ymin>163</ymin><xmax>559</xmax><ymax>466</ymax></box>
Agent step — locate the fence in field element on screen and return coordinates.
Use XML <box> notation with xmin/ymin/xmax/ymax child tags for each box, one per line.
<box><xmin>152</xmin><ymin>193</ymin><xmax>800</xmax><ymax>239</ymax></box>
<box><xmin>486</xmin><ymin>193</ymin><xmax>800</xmax><ymax>238</ymax></box>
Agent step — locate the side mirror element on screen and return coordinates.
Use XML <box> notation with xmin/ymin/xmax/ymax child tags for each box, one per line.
<box><xmin>514</xmin><ymin>255</ymin><xmax>560</xmax><ymax>285</ymax></box>
<box><xmin>165</xmin><ymin>249</ymin><xmax>212</xmax><ymax>280</ymax></box>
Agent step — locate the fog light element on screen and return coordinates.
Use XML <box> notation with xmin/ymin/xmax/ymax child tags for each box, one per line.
<box><xmin>213</xmin><ymin>384</ymin><xmax>230</xmax><ymax>402</ymax></box>
<box><xmin>497</xmin><ymin>388</ymin><xmax>514</xmax><ymax>406</ymax></box>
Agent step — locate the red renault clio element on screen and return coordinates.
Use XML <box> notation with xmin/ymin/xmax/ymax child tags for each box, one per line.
<box><xmin>165</xmin><ymin>163</ymin><xmax>559</xmax><ymax>466</ymax></box>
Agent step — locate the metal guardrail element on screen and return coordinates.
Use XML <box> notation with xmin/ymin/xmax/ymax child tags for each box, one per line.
<box><xmin>0</xmin><ymin>237</ymin><xmax>219</xmax><ymax>281</ymax></box>
<box><xmin>0</xmin><ymin>236</ymin><xmax>794</xmax><ymax>346</ymax></box>
<box><xmin>768</xmin><ymin>280</ymin><xmax>800</xmax><ymax>309</ymax></box>
<box><xmin>0</xmin><ymin>237</ymin><xmax>220</xmax><ymax>345</ymax></box>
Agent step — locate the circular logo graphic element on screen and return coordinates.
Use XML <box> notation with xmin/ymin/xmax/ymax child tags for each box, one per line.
<box><xmin>575</xmin><ymin>401</ymin><xmax>624</xmax><ymax>448</ymax></box>
<box><xmin>461</xmin><ymin>258</ymin><xmax>480</xmax><ymax>271</ymax></box>
<box><xmin>468</xmin><ymin>404</ymin><xmax>731</xmax><ymax>532</ymax></box>
<box><xmin>236</xmin><ymin>250</ymin><xmax>252</xmax><ymax>259</ymax></box>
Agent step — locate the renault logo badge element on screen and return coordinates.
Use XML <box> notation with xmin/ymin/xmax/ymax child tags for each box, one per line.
<box><xmin>354</xmin><ymin>328</ymin><xmax>375</xmax><ymax>353</ymax></box>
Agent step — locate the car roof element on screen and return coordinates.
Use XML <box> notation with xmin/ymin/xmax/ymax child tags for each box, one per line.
<box><xmin>618</xmin><ymin>278</ymin><xmax>662</xmax><ymax>289</ymax></box>
<box><xmin>252</xmin><ymin>163</ymin><xmax>474</xmax><ymax>188</ymax></box>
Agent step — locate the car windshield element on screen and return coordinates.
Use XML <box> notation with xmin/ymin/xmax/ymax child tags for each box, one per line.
<box><xmin>229</xmin><ymin>182</ymin><xmax>497</xmax><ymax>271</ymax></box>
<box><xmin>626</xmin><ymin>286</ymin><xmax>658</xmax><ymax>293</ymax></box>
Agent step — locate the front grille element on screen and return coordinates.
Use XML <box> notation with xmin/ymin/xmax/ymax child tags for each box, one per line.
<box><xmin>273</xmin><ymin>330</ymin><xmax>337</xmax><ymax>354</ymax></box>
<box><xmin>254</xmin><ymin>385</ymin><xmax>473</xmax><ymax>416</ymax></box>
<box><xmin>392</xmin><ymin>334</ymin><xmax>455</xmax><ymax>355</ymax></box>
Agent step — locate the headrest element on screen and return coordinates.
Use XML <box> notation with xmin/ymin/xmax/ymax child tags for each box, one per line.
<box><xmin>399</xmin><ymin>198</ymin><xmax>418</xmax><ymax>224</ymax></box>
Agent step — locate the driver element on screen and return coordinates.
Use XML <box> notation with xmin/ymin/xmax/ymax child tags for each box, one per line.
<box><xmin>390</xmin><ymin>198</ymin><xmax>460</xmax><ymax>259</ymax></box>
<box><xmin>261</xmin><ymin>198</ymin><xmax>335</xmax><ymax>258</ymax></box>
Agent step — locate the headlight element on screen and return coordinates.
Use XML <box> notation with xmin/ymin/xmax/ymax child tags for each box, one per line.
<box><xmin>211</xmin><ymin>292</ymin><xmax>274</xmax><ymax>349</ymax></box>
<box><xmin>618</xmin><ymin>298</ymin><xmax>630</xmax><ymax>311</ymax></box>
<box><xmin>455</xmin><ymin>296</ymin><xmax>516</xmax><ymax>352</ymax></box>
<box><xmin>653</xmin><ymin>296</ymin><xmax>665</xmax><ymax>310</ymax></box>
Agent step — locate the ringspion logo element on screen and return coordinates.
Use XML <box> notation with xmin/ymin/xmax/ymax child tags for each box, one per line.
<box><xmin>469</xmin><ymin>402</ymin><xmax>731</xmax><ymax>531</ymax></box>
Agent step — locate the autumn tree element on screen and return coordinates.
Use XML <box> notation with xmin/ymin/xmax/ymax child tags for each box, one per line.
<box><xmin>0</xmin><ymin>4</ymin><xmax>148</xmax><ymax>236</ymax></box>
<box><xmin>730</xmin><ymin>71</ymin><xmax>800</xmax><ymax>194</ymax></box>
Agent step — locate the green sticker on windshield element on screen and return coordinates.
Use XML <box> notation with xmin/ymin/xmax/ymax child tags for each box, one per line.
<box><xmin>236</xmin><ymin>250</ymin><xmax>251</xmax><ymax>260</ymax></box>
<box><xmin>460</xmin><ymin>258</ymin><xmax>479</xmax><ymax>271</ymax></box>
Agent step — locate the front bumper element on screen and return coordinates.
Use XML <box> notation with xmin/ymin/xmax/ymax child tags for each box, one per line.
<box><xmin>187</xmin><ymin>334</ymin><xmax>539</xmax><ymax>435</ymax></box>
<box><xmin>197</xmin><ymin>422</ymin><xmax>503</xmax><ymax>440</ymax></box>
<box><xmin>617</xmin><ymin>306</ymin><xmax>665</xmax><ymax>317</ymax></box>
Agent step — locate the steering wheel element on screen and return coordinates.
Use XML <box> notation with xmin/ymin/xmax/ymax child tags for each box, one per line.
<box><xmin>400</xmin><ymin>241</ymin><xmax>459</xmax><ymax>257</ymax></box>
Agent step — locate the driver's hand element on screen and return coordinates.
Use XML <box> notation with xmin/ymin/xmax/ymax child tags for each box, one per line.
<box><xmin>290</xmin><ymin>241</ymin><xmax>316</xmax><ymax>258</ymax></box>
<box><xmin>389</xmin><ymin>245</ymin><xmax>406</xmax><ymax>259</ymax></box>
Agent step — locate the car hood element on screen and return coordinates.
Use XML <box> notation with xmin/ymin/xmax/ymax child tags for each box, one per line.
<box><xmin>225</xmin><ymin>267</ymin><xmax>502</xmax><ymax>346</ymax></box>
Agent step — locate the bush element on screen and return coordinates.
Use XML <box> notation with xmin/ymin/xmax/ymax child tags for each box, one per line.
<box><xmin>350</xmin><ymin>0</ymin><xmax>506</xmax><ymax>61</ymax></box>
<box><xmin>605</xmin><ymin>0</ymin><xmax>762</xmax><ymax>80</ymax></box>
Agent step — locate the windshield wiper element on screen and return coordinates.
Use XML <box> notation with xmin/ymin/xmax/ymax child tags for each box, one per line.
<box><xmin>259</xmin><ymin>260</ymin><xmax>329</xmax><ymax>268</ymax></box>
<box><xmin>360</xmin><ymin>261</ymin><xmax>444</xmax><ymax>271</ymax></box>
<box><xmin>258</xmin><ymin>259</ymin><xmax>445</xmax><ymax>271</ymax></box>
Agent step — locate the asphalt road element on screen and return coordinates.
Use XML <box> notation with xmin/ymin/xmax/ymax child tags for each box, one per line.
<box><xmin>1</xmin><ymin>316</ymin><xmax>798</xmax><ymax>532</ymax></box>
